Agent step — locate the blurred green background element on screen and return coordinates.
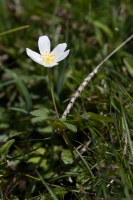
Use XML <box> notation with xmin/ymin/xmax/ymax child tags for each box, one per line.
<box><xmin>0</xmin><ymin>0</ymin><xmax>133</xmax><ymax>199</ymax></box>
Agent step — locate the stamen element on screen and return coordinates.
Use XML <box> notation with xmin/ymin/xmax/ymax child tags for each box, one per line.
<box><xmin>41</xmin><ymin>51</ymin><xmax>56</xmax><ymax>64</ymax></box>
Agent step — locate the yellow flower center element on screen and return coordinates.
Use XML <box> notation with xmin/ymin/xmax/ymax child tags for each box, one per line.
<box><xmin>41</xmin><ymin>51</ymin><xmax>56</xmax><ymax>64</ymax></box>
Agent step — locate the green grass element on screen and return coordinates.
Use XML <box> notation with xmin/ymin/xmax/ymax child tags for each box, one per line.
<box><xmin>0</xmin><ymin>0</ymin><xmax>133</xmax><ymax>199</ymax></box>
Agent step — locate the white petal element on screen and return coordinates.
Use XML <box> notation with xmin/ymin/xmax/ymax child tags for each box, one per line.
<box><xmin>38</xmin><ymin>36</ymin><xmax>50</xmax><ymax>54</ymax></box>
<box><xmin>56</xmin><ymin>50</ymin><xmax>70</xmax><ymax>62</ymax></box>
<box><xmin>26</xmin><ymin>48</ymin><xmax>41</xmax><ymax>63</ymax></box>
<box><xmin>51</xmin><ymin>43</ymin><xmax>67</xmax><ymax>55</ymax></box>
<box><xmin>42</xmin><ymin>62</ymin><xmax>58</xmax><ymax>68</ymax></box>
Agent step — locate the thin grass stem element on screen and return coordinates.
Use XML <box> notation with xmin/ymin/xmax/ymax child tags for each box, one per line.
<box><xmin>62</xmin><ymin>34</ymin><xmax>133</xmax><ymax>118</ymax></box>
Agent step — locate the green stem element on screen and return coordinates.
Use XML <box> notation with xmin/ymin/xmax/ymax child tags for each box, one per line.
<box><xmin>47</xmin><ymin>69</ymin><xmax>59</xmax><ymax>118</ymax></box>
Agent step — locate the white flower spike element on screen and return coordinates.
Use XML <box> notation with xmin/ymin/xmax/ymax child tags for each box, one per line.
<box><xmin>26</xmin><ymin>36</ymin><xmax>70</xmax><ymax>67</ymax></box>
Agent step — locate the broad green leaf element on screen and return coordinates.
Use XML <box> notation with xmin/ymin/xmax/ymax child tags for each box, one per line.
<box><xmin>31</xmin><ymin>116</ymin><xmax>47</xmax><ymax>123</ymax></box>
<box><xmin>30</xmin><ymin>109</ymin><xmax>48</xmax><ymax>123</ymax></box>
<box><xmin>0</xmin><ymin>139</ymin><xmax>15</xmax><ymax>158</ymax></box>
<box><xmin>52</xmin><ymin>119</ymin><xmax>77</xmax><ymax>132</ymax></box>
<box><xmin>61</xmin><ymin>149</ymin><xmax>72</xmax><ymax>164</ymax></box>
<box><xmin>80</xmin><ymin>112</ymin><xmax>91</xmax><ymax>119</ymax></box>
<box><xmin>30</xmin><ymin>109</ymin><xmax>48</xmax><ymax>117</ymax></box>
<box><xmin>28</xmin><ymin>157</ymin><xmax>41</xmax><ymax>163</ymax></box>
<box><xmin>62</xmin><ymin>122</ymin><xmax>77</xmax><ymax>132</ymax></box>
<box><xmin>38</xmin><ymin>126</ymin><xmax>52</xmax><ymax>134</ymax></box>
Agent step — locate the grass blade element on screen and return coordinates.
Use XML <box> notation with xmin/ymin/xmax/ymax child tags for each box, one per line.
<box><xmin>0</xmin><ymin>25</ymin><xmax>29</xmax><ymax>36</ymax></box>
<box><xmin>36</xmin><ymin>170</ymin><xmax>59</xmax><ymax>200</ymax></box>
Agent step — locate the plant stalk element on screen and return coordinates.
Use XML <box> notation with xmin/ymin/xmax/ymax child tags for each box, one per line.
<box><xmin>47</xmin><ymin>69</ymin><xmax>59</xmax><ymax>118</ymax></box>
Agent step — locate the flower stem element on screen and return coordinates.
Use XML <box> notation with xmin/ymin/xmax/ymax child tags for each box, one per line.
<box><xmin>47</xmin><ymin>69</ymin><xmax>59</xmax><ymax>118</ymax></box>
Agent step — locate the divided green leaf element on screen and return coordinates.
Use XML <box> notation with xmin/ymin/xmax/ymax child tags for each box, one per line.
<box><xmin>30</xmin><ymin>109</ymin><xmax>48</xmax><ymax>123</ymax></box>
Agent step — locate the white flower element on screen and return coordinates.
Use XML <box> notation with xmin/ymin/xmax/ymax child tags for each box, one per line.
<box><xmin>26</xmin><ymin>35</ymin><xmax>70</xmax><ymax>67</ymax></box>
